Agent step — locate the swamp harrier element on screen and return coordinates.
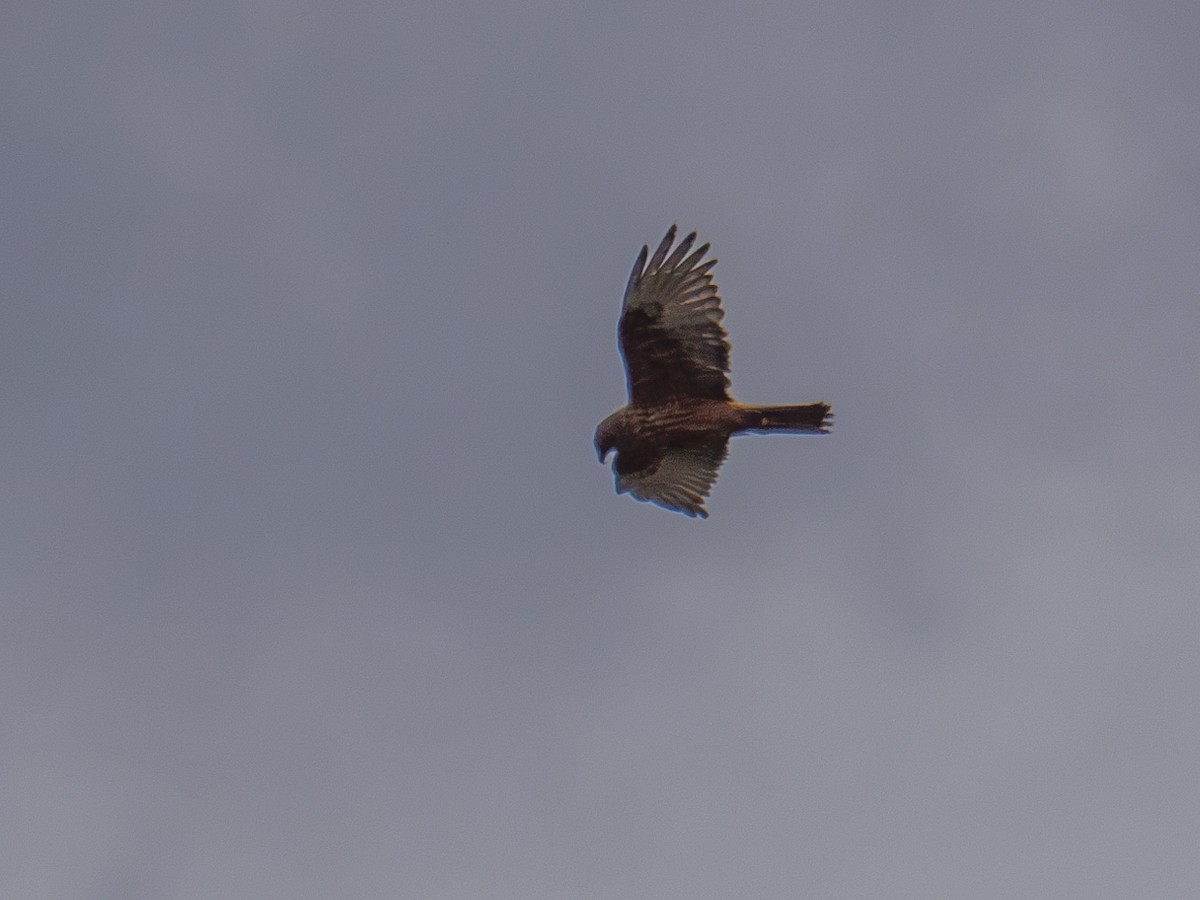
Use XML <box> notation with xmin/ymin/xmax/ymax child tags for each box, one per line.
<box><xmin>595</xmin><ymin>226</ymin><xmax>831</xmax><ymax>517</ymax></box>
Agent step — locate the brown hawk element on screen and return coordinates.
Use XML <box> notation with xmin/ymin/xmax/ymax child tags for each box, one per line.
<box><xmin>595</xmin><ymin>225</ymin><xmax>831</xmax><ymax>517</ymax></box>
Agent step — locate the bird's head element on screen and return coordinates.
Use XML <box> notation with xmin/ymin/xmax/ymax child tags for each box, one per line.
<box><xmin>593</xmin><ymin>420</ymin><xmax>616</xmax><ymax>463</ymax></box>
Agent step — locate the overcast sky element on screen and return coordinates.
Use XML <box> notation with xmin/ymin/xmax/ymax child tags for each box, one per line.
<box><xmin>4</xmin><ymin>1</ymin><xmax>1200</xmax><ymax>897</ymax></box>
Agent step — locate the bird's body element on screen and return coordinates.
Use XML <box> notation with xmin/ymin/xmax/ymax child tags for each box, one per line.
<box><xmin>595</xmin><ymin>226</ymin><xmax>831</xmax><ymax>517</ymax></box>
<box><xmin>596</xmin><ymin>398</ymin><xmax>742</xmax><ymax>455</ymax></box>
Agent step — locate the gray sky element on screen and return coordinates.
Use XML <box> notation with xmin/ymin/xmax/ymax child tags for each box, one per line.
<box><xmin>4</xmin><ymin>1</ymin><xmax>1200</xmax><ymax>897</ymax></box>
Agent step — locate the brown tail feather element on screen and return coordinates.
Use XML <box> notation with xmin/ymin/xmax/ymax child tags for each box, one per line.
<box><xmin>737</xmin><ymin>402</ymin><xmax>832</xmax><ymax>434</ymax></box>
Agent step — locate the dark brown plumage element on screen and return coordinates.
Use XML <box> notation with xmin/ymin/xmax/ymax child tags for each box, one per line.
<box><xmin>595</xmin><ymin>225</ymin><xmax>831</xmax><ymax>517</ymax></box>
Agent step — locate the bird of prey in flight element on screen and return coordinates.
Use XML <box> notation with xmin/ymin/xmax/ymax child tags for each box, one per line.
<box><xmin>594</xmin><ymin>225</ymin><xmax>831</xmax><ymax>518</ymax></box>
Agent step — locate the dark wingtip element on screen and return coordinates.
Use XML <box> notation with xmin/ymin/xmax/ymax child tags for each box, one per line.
<box><xmin>663</xmin><ymin>229</ymin><xmax>698</xmax><ymax>271</ymax></box>
<box><xmin>645</xmin><ymin>225</ymin><xmax>677</xmax><ymax>274</ymax></box>
<box><xmin>624</xmin><ymin>244</ymin><xmax>649</xmax><ymax>300</ymax></box>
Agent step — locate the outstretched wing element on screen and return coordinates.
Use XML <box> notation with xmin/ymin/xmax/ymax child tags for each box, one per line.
<box><xmin>614</xmin><ymin>440</ymin><xmax>729</xmax><ymax>518</ymax></box>
<box><xmin>619</xmin><ymin>226</ymin><xmax>730</xmax><ymax>406</ymax></box>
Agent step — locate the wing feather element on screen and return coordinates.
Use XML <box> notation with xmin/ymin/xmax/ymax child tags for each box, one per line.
<box><xmin>614</xmin><ymin>441</ymin><xmax>729</xmax><ymax>518</ymax></box>
<box><xmin>619</xmin><ymin>226</ymin><xmax>731</xmax><ymax>405</ymax></box>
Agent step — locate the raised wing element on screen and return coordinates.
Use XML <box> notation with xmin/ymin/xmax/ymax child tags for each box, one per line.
<box><xmin>614</xmin><ymin>440</ymin><xmax>729</xmax><ymax>518</ymax></box>
<box><xmin>619</xmin><ymin>226</ymin><xmax>730</xmax><ymax>406</ymax></box>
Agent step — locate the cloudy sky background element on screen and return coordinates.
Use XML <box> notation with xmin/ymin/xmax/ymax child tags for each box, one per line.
<box><xmin>4</xmin><ymin>1</ymin><xmax>1200</xmax><ymax>897</ymax></box>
